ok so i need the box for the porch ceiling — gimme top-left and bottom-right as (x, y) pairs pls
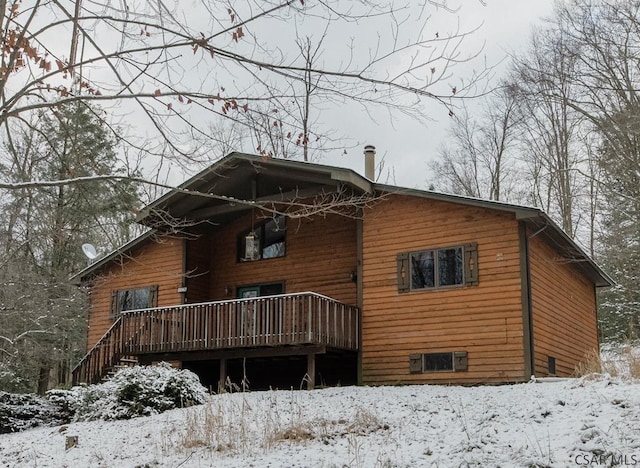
(137, 153), (372, 226)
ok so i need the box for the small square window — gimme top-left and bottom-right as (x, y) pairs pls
(423, 353), (453, 372)
(548, 356), (556, 375)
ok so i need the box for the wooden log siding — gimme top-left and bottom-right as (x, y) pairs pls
(85, 237), (184, 350)
(184, 232), (211, 303)
(528, 233), (598, 377)
(72, 292), (358, 384)
(205, 211), (358, 306)
(361, 195), (526, 385)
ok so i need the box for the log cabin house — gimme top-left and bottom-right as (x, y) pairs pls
(71, 149), (613, 389)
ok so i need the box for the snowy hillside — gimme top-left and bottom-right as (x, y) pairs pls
(1, 374), (639, 467)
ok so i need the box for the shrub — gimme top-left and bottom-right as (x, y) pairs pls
(0, 392), (66, 433)
(48, 363), (208, 421)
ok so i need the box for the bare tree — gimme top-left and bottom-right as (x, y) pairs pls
(0, 1), (489, 184)
(522, 0), (640, 341)
(509, 26), (586, 239)
(429, 85), (521, 202)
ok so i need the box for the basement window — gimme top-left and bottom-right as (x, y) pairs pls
(110, 285), (158, 319)
(397, 243), (478, 293)
(238, 215), (286, 262)
(410, 351), (468, 373)
(424, 353), (453, 371)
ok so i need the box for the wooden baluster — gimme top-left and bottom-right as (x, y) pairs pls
(288, 298), (301, 344)
(204, 304), (209, 348)
(215, 304), (221, 348)
(193, 305), (198, 349)
(188, 305), (193, 350)
(308, 295), (312, 343)
(227, 302), (230, 346)
(197, 304), (203, 348)
(265, 298), (270, 345)
(228, 302), (233, 347)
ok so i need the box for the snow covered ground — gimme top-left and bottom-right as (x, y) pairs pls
(1, 374), (639, 467)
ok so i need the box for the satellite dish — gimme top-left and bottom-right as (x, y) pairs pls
(82, 243), (98, 260)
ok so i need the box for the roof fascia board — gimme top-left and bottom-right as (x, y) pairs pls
(233, 154), (372, 192)
(373, 183), (542, 217)
(533, 212), (615, 287)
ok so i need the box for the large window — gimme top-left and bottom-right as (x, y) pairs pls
(238, 215), (286, 262)
(397, 243), (478, 293)
(110, 285), (158, 319)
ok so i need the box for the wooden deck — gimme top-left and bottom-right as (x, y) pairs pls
(72, 292), (359, 385)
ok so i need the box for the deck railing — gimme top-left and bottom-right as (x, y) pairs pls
(72, 292), (359, 384)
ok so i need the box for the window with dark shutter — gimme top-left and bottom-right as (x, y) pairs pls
(398, 243), (478, 292)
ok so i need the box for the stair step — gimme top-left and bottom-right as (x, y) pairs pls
(119, 358), (138, 364)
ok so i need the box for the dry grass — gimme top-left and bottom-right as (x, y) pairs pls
(616, 343), (640, 378)
(574, 343), (640, 379)
(167, 388), (388, 460)
(574, 349), (613, 377)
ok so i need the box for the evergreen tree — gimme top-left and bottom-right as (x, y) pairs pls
(0, 103), (139, 392)
(596, 108), (640, 341)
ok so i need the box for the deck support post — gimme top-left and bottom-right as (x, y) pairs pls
(218, 358), (227, 393)
(306, 353), (316, 390)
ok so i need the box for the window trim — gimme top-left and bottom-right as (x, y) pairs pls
(397, 243), (478, 293)
(110, 285), (158, 320)
(237, 215), (286, 262)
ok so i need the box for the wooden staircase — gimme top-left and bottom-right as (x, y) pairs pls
(102, 357), (139, 381)
(72, 316), (130, 384)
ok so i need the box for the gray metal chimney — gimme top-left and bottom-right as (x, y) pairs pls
(364, 145), (376, 180)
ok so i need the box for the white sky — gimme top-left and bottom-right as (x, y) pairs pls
(320, 0), (556, 189)
(6, 1), (556, 193)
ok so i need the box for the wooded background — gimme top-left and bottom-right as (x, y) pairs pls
(0, 0), (637, 392)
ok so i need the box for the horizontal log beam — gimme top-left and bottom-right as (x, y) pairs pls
(137, 344), (327, 363)
(188, 185), (338, 219)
